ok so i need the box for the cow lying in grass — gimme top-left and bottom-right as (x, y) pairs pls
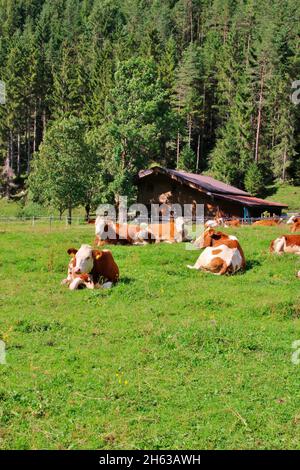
(287, 215), (300, 225)
(291, 222), (300, 233)
(204, 218), (223, 228)
(224, 218), (241, 227)
(95, 219), (155, 246)
(286, 216), (300, 233)
(270, 235), (300, 255)
(95, 216), (187, 245)
(188, 228), (246, 275)
(62, 244), (119, 290)
(205, 217), (241, 228)
(253, 218), (282, 226)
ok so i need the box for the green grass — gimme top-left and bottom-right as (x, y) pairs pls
(0, 223), (300, 450)
(267, 183), (300, 212)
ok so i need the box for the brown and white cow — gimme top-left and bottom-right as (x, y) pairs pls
(95, 216), (187, 245)
(188, 228), (246, 275)
(270, 235), (300, 255)
(146, 217), (188, 243)
(224, 218), (241, 227)
(204, 217), (224, 228)
(287, 215), (300, 225)
(62, 244), (119, 290)
(291, 222), (300, 233)
(253, 218), (282, 227)
(287, 215), (300, 233)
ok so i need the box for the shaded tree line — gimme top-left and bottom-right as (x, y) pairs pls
(0, 0), (299, 212)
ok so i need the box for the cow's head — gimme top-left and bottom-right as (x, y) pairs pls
(67, 244), (94, 275)
(194, 228), (224, 248)
(287, 215), (300, 225)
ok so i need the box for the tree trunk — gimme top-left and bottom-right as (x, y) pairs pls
(176, 131), (180, 167)
(254, 65), (265, 164)
(282, 142), (287, 181)
(68, 204), (72, 225)
(42, 109), (46, 138)
(9, 130), (13, 170)
(33, 102), (37, 154)
(188, 114), (192, 148)
(17, 133), (21, 176)
(85, 203), (91, 222)
(27, 115), (31, 173)
(196, 134), (200, 173)
(189, 0), (193, 43)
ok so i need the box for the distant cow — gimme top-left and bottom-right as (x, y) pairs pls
(188, 228), (246, 275)
(253, 218), (282, 226)
(224, 218), (241, 227)
(270, 235), (300, 255)
(291, 222), (300, 233)
(287, 216), (300, 233)
(94, 219), (156, 246)
(95, 216), (187, 245)
(204, 217), (224, 228)
(287, 215), (300, 225)
(62, 244), (119, 290)
(146, 217), (188, 243)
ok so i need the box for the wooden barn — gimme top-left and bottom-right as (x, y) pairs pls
(137, 167), (288, 219)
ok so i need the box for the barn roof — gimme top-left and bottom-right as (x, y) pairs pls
(138, 167), (288, 208)
(139, 167), (250, 196)
(213, 193), (288, 208)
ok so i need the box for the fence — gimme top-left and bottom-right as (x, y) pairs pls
(0, 215), (89, 229)
(0, 213), (297, 228)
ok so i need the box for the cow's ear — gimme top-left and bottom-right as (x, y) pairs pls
(93, 250), (102, 261)
(67, 248), (77, 256)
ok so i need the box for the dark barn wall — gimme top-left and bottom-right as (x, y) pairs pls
(137, 174), (243, 217)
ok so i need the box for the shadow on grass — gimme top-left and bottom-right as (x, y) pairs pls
(246, 259), (262, 271)
(118, 276), (133, 285)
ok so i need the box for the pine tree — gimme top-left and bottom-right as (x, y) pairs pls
(244, 162), (264, 196)
(172, 42), (202, 167)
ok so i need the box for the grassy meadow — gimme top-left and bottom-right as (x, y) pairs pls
(0, 222), (300, 449)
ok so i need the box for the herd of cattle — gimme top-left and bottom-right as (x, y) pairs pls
(61, 215), (300, 290)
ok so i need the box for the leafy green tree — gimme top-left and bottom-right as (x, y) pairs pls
(28, 116), (98, 221)
(102, 56), (174, 205)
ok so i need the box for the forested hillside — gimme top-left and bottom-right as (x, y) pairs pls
(0, 0), (299, 212)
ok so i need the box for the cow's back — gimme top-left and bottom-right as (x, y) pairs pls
(92, 250), (119, 283)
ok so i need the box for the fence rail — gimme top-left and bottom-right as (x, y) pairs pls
(0, 213), (298, 226)
(0, 215), (88, 226)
